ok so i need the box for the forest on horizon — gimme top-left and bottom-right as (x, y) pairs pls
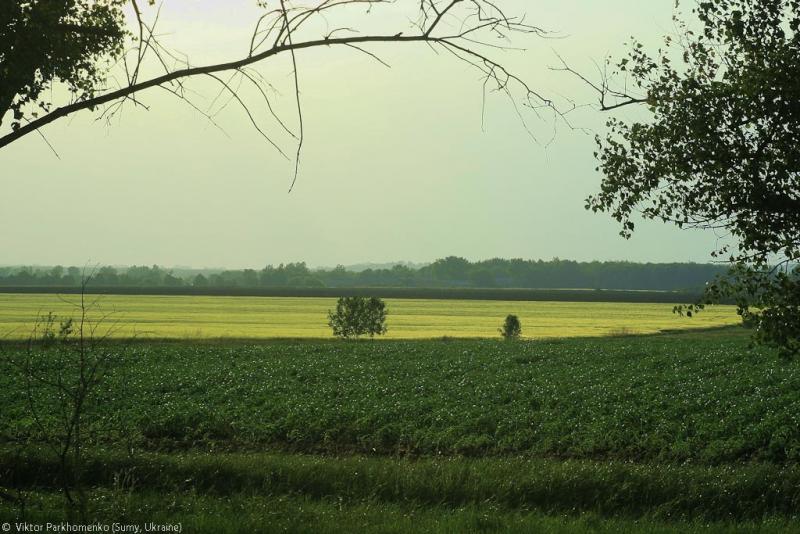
(0, 256), (729, 291)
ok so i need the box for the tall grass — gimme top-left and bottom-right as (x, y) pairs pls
(4, 448), (800, 522)
(6, 490), (798, 534)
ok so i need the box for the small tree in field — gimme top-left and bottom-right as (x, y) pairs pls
(500, 315), (522, 340)
(1, 273), (124, 520)
(328, 296), (388, 340)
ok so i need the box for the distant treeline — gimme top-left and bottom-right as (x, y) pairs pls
(0, 285), (715, 303)
(0, 257), (729, 291)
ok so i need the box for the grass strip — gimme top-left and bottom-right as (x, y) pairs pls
(3, 449), (800, 522)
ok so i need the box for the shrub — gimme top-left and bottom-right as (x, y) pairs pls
(500, 314), (522, 339)
(328, 296), (388, 339)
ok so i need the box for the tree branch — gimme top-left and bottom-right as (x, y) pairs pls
(1, 0), (560, 189)
(0, 34), (429, 150)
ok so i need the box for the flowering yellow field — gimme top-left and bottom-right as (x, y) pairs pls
(0, 293), (740, 340)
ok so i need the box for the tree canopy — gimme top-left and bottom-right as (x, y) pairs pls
(587, 0), (800, 356)
(0, 1), (128, 131)
(328, 296), (388, 339)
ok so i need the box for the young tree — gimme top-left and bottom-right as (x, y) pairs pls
(363, 297), (389, 338)
(328, 296), (388, 339)
(499, 314), (521, 339)
(1, 273), (124, 519)
(571, 0), (800, 357)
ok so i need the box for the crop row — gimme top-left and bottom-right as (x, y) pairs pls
(1, 331), (797, 464)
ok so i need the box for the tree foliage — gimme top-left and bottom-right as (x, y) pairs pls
(499, 314), (522, 339)
(588, 0), (800, 356)
(0, 0), (129, 130)
(328, 296), (388, 340)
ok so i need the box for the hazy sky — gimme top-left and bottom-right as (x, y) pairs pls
(0, 1), (725, 269)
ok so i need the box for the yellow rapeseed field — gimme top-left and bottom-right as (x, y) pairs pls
(0, 293), (740, 340)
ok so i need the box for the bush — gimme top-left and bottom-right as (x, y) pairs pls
(500, 314), (521, 339)
(328, 296), (388, 339)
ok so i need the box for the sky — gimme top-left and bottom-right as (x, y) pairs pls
(0, 1), (727, 269)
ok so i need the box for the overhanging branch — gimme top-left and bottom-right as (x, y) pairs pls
(0, 34), (429, 150)
(1, 0), (561, 180)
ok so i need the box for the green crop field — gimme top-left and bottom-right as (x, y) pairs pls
(2, 330), (792, 462)
(2, 330), (800, 532)
(0, 293), (740, 340)
(0, 292), (780, 533)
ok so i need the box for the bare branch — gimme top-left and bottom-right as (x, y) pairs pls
(2, 0), (565, 189)
(551, 52), (649, 111)
(281, 0), (305, 192)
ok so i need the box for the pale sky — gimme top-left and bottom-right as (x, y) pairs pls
(0, 1), (725, 269)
